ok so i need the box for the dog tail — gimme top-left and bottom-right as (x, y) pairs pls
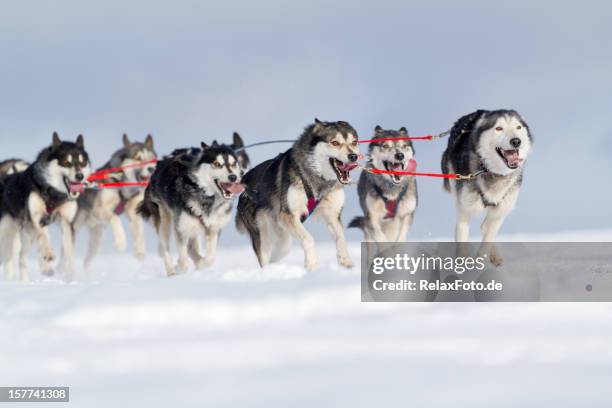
(348, 216), (366, 230)
(136, 188), (160, 230)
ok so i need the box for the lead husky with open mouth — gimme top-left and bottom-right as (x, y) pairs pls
(441, 109), (533, 265)
(349, 126), (418, 242)
(0, 133), (91, 280)
(236, 119), (359, 271)
(138, 141), (245, 276)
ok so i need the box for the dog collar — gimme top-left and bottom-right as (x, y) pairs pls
(372, 183), (409, 219)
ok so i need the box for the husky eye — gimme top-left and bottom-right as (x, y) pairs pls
(517, 125), (522, 130)
(330, 141), (340, 147)
(495, 127), (503, 132)
(351, 140), (358, 147)
(213, 162), (223, 168)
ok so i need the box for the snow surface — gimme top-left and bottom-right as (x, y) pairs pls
(2, 231), (612, 407)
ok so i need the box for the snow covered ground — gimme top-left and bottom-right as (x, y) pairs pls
(2, 231), (612, 407)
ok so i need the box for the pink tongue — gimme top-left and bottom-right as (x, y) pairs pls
(224, 183), (245, 194)
(338, 162), (359, 172)
(405, 159), (417, 172)
(69, 183), (85, 193)
(505, 151), (520, 165)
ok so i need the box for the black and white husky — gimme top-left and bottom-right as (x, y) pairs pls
(73, 134), (157, 268)
(0, 133), (91, 280)
(138, 141), (245, 276)
(236, 119), (359, 271)
(0, 159), (29, 181)
(441, 109), (533, 265)
(349, 126), (417, 242)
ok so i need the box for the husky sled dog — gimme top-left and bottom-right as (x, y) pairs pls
(73, 134), (157, 268)
(349, 126), (417, 242)
(236, 119), (359, 271)
(0, 133), (91, 280)
(138, 140), (245, 276)
(441, 109), (532, 265)
(168, 132), (251, 175)
(0, 159), (29, 181)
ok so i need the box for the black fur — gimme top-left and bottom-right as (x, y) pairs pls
(0, 138), (89, 225)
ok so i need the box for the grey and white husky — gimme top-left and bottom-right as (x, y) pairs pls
(441, 109), (533, 265)
(73, 134), (157, 268)
(236, 119), (360, 271)
(0, 133), (91, 280)
(0, 159), (29, 181)
(349, 126), (417, 242)
(138, 140), (245, 276)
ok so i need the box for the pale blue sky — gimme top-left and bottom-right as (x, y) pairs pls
(1, 0), (611, 243)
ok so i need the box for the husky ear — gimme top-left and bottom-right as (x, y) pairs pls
(232, 132), (244, 148)
(122, 133), (131, 149)
(399, 127), (408, 135)
(144, 134), (154, 150)
(52, 132), (61, 148)
(374, 125), (383, 134)
(212, 140), (219, 148)
(200, 142), (209, 150)
(76, 134), (85, 148)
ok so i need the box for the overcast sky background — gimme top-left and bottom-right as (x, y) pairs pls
(1, 0), (611, 246)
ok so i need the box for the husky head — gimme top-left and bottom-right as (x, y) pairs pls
(193, 141), (244, 200)
(119, 134), (158, 182)
(298, 118), (360, 185)
(0, 159), (29, 181)
(230, 132), (251, 175)
(368, 126), (415, 184)
(473, 110), (532, 175)
(38, 132), (92, 198)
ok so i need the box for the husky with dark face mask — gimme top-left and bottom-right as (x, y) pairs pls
(73, 134), (157, 268)
(349, 126), (418, 242)
(442, 109), (533, 265)
(236, 119), (360, 271)
(0, 133), (91, 280)
(138, 141), (245, 276)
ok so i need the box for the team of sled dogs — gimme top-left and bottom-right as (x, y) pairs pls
(0, 110), (532, 280)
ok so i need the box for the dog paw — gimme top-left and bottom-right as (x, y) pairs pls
(196, 258), (214, 269)
(134, 251), (146, 262)
(338, 254), (354, 268)
(305, 257), (318, 272)
(41, 249), (56, 264)
(489, 251), (504, 267)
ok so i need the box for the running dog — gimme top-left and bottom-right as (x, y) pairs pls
(349, 126), (417, 242)
(0, 159), (29, 181)
(0, 133), (91, 280)
(236, 119), (359, 271)
(73, 134), (157, 268)
(138, 141), (245, 276)
(168, 132), (251, 175)
(441, 109), (533, 265)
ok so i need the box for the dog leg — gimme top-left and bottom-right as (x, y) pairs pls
(84, 224), (105, 270)
(188, 237), (206, 268)
(479, 210), (508, 267)
(201, 228), (220, 267)
(174, 228), (191, 275)
(109, 214), (127, 252)
(158, 208), (176, 276)
(256, 213), (275, 266)
(269, 227), (292, 263)
(395, 213), (414, 242)
(58, 219), (76, 279)
(0, 217), (20, 280)
(125, 197), (146, 261)
(455, 207), (471, 242)
(318, 188), (352, 268)
(19, 231), (33, 282)
(28, 194), (56, 275)
(280, 212), (318, 271)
